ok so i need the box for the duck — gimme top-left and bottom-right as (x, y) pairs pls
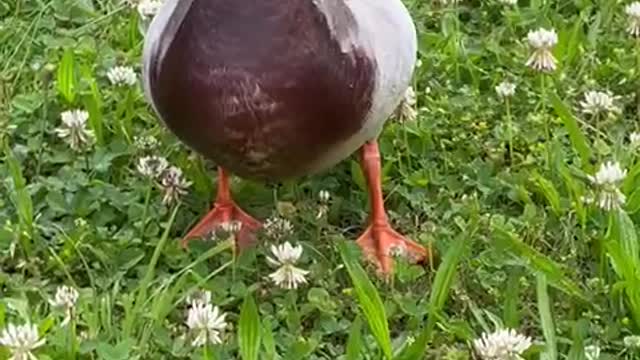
(142, 0), (430, 273)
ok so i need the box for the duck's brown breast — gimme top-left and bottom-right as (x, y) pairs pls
(145, 0), (376, 180)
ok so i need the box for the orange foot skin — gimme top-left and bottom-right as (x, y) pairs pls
(356, 223), (428, 274)
(355, 140), (431, 274)
(181, 167), (261, 249)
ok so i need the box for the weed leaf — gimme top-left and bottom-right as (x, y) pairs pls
(238, 294), (261, 360)
(57, 48), (76, 103)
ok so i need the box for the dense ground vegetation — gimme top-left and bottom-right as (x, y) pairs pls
(3, 0), (640, 358)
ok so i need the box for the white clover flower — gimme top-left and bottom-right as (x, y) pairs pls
(594, 189), (626, 211)
(267, 242), (310, 289)
(590, 161), (627, 186)
(160, 166), (192, 205)
(106, 66), (136, 86)
(526, 28), (558, 52)
(624, 335), (640, 348)
(393, 86), (418, 122)
(318, 190), (331, 204)
(630, 132), (640, 148)
(268, 242), (304, 264)
(137, 0), (163, 18)
(584, 345), (600, 360)
(626, 2), (640, 37)
(55, 110), (94, 151)
(136, 155), (168, 178)
(134, 135), (159, 151)
(525, 28), (558, 72)
(315, 205), (329, 219)
(78, 331), (90, 341)
(580, 91), (619, 116)
(0, 323), (46, 360)
(495, 81), (516, 98)
(50, 285), (79, 309)
(185, 299), (227, 347)
(588, 161), (627, 211)
(473, 328), (532, 360)
(49, 285), (79, 326)
(263, 216), (294, 240)
(498, 0), (517, 5)
(316, 190), (331, 219)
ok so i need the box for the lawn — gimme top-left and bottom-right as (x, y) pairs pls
(2, 0), (640, 359)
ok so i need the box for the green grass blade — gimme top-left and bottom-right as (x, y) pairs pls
(537, 273), (557, 360)
(557, 163), (586, 226)
(531, 172), (562, 216)
(345, 316), (363, 360)
(604, 210), (640, 327)
(606, 210), (639, 269)
(123, 204), (179, 338)
(82, 66), (104, 145)
(56, 48), (76, 104)
(429, 237), (468, 312)
(136, 205), (180, 302)
(503, 267), (522, 328)
(567, 319), (588, 360)
(399, 221), (477, 360)
(238, 295), (261, 360)
(338, 241), (392, 360)
(623, 160), (640, 194)
(626, 187), (640, 214)
(492, 225), (588, 302)
(350, 160), (366, 193)
(562, 16), (584, 66)
(603, 239), (635, 285)
(0, 302), (5, 328)
(4, 144), (33, 256)
(549, 92), (592, 169)
(261, 319), (277, 360)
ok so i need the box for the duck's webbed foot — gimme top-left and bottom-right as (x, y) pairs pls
(182, 167), (261, 249)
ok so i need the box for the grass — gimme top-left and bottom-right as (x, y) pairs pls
(3, 0), (640, 358)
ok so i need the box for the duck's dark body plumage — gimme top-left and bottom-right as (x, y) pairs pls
(144, 0), (417, 180)
(145, 0), (375, 179)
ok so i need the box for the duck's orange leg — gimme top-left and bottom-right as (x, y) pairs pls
(181, 167), (261, 249)
(356, 140), (429, 274)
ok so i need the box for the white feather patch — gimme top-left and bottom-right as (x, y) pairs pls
(141, 0), (194, 117)
(308, 0), (418, 173)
